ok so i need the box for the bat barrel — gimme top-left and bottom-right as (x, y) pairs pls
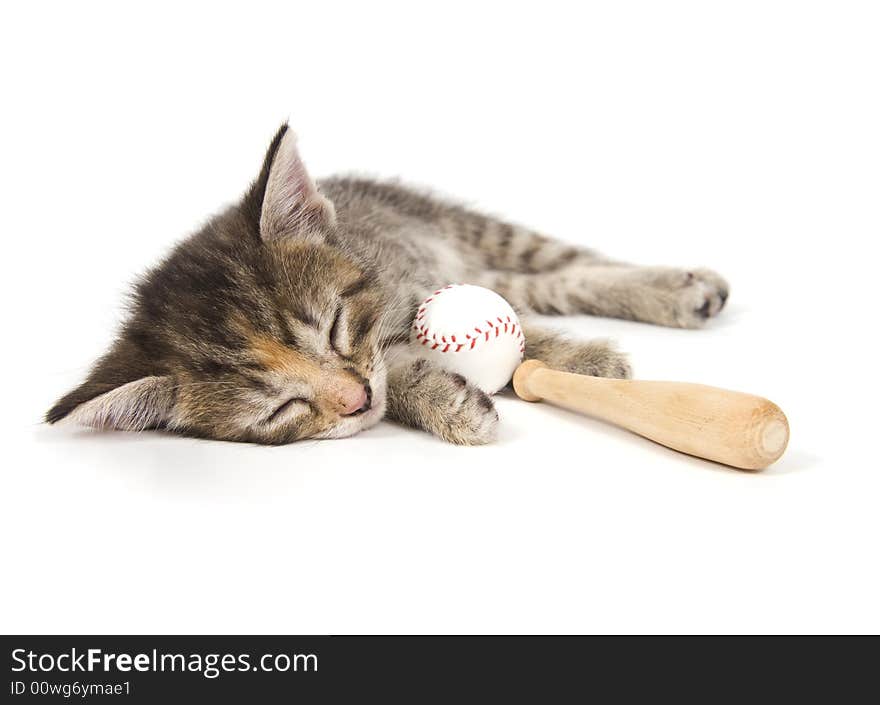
(513, 360), (789, 470)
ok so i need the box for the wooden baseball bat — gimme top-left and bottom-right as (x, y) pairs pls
(512, 360), (789, 470)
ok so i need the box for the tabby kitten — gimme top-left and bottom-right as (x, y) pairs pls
(46, 124), (728, 445)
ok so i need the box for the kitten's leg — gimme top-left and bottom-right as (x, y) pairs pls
(521, 322), (632, 378)
(443, 210), (728, 328)
(385, 357), (499, 445)
(485, 265), (729, 329)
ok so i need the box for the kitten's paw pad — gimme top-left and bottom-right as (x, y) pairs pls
(437, 375), (499, 445)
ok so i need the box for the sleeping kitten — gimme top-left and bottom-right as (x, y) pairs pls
(46, 124), (728, 445)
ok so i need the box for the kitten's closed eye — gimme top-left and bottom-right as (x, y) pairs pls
(263, 397), (312, 425)
(329, 306), (349, 358)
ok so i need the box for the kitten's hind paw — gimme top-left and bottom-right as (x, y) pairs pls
(679, 268), (729, 326)
(642, 267), (729, 328)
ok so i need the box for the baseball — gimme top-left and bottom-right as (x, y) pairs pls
(411, 284), (524, 393)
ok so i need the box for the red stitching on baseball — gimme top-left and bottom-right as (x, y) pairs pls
(412, 284), (523, 357)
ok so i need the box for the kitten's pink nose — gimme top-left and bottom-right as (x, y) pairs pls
(340, 383), (371, 416)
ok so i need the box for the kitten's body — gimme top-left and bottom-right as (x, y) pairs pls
(47, 125), (728, 445)
(319, 176), (728, 333)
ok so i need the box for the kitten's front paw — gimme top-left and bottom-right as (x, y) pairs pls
(433, 373), (499, 445)
(643, 267), (730, 328)
(387, 360), (500, 445)
(550, 340), (632, 379)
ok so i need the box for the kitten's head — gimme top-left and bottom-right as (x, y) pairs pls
(47, 124), (389, 443)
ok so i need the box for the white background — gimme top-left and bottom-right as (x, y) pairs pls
(1, 1), (878, 634)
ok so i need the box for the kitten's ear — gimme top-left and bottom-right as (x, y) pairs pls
(46, 375), (175, 432)
(247, 123), (336, 242)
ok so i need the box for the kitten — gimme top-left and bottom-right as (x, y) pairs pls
(46, 124), (729, 445)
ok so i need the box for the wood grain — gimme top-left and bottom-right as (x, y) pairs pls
(513, 360), (789, 470)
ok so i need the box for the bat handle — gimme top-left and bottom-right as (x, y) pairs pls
(513, 360), (789, 470)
